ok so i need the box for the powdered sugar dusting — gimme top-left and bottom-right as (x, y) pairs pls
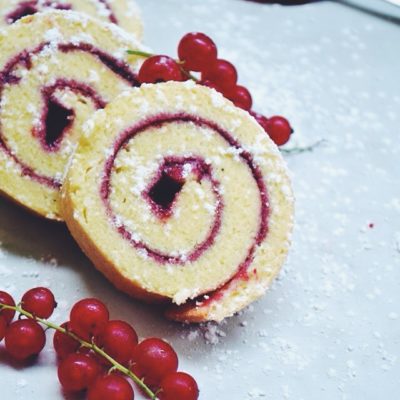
(137, 0), (400, 399)
(0, 1), (399, 399)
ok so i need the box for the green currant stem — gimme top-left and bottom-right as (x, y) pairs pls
(280, 139), (325, 155)
(0, 303), (157, 400)
(181, 67), (199, 82)
(128, 48), (309, 153)
(127, 49), (154, 58)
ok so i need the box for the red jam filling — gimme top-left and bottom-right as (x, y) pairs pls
(144, 157), (213, 220)
(58, 44), (139, 87)
(5, 1), (117, 25)
(102, 152), (223, 265)
(32, 80), (107, 152)
(5, 1), (41, 24)
(0, 42), (139, 188)
(100, 113), (269, 293)
(98, 0), (118, 24)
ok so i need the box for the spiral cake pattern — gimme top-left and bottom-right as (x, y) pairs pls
(63, 82), (294, 322)
(0, 11), (145, 220)
(0, 0), (143, 39)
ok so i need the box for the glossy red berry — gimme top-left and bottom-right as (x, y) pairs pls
(58, 353), (101, 392)
(98, 320), (138, 366)
(70, 298), (109, 341)
(0, 291), (16, 324)
(21, 287), (56, 319)
(139, 55), (183, 84)
(159, 372), (199, 400)
(265, 115), (293, 146)
(178, 32), (218, 72)
(0, 316), (6, 342)
(226, 85), (253, 110)
(201, 59), (238, 92)
(200, 79), (223, 94)
(250, 111), (269, 131)
(88, 374), (134, 400)
(5, 319), (46, 360)
(131, 338), (178, 388)
(53, 322), (80, 359)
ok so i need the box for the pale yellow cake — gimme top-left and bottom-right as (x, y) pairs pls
(62, 81), (294, 323)
(0, 11), (146, 220)
(0, 0), (143, 39)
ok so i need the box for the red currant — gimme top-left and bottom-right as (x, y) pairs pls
(131, 338), (178, 388)
(226, 85), (253, 110)
(201, 59), (238, 92)
(138, 55), (183, 84)
(21, 287), (56, 319)
(98, 320), (138, 366)
(70, 298), (109, 341)
(58, 353), (101, 392)
(0, 316), (6, 342)
(53, 322), (80, 359)
(251, 112), (293, 146)
(5, 319), (46, 360)
(0, 291), (16, 324)
(265, 115), (293, 146)
(76, 345), (114, 368)
(250, 111), (269, 130)
(88, 374), (134, 400)
(178, 32), (218, 72)
(200, 79), (223, 94)
(159, 372), (199, 400)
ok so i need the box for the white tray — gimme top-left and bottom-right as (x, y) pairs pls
(1, 0), (400, 398)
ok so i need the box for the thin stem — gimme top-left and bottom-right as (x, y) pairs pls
(129, 48), (311, 156)
(0, 303), (157, 400)
(127, 48), (307, 154)
(280, 139), (325, 155)
(127, 49), (154, 58)
(180, 66), (199, 82)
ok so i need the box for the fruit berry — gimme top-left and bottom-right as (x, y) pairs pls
(133, 32), (293, 146)
(0, 290), (16, 324)
(251, 111), (269, 131)
(159, 372), (199, 400)
(58, 353), (101, 392)
(178, 32), (218, 72)
(88, 374), (134, 400)
(0, 316), (6, 342)
(98, 320), (138, 366)
(264, 115), (293, 146)
(201, 59), (238, 92)
(5, 319), (46, 360)
(131, 338), (179, 388)
(70, 298), (109, 341)
(53, 322), (80, 359)
(200, 79), (223, 94)
(1, 289), (199, 400)
(139, 55), (184, 84)
(21, 287), (56, 319)
(226, 85), (253, 111)
(251, 112), (293, 147)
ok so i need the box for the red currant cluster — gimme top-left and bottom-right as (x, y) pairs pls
(133, 32), (293, 147)
(0, 289), (199, 400)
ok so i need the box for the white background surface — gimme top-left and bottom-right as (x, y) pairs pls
(1, 0), (400, 399)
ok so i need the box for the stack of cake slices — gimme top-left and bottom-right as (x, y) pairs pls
(0, 2), (294, 323)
